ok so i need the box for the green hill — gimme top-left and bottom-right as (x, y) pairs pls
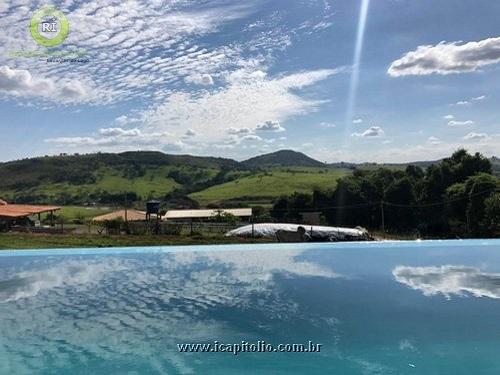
(190, 168), (349, 206)
(1, 150), (495, 207)
(0, 152), (235, 205)
(242, 150), (325, 168)
(0, 150), (335, 206)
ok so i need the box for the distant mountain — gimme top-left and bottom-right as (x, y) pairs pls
(242, 150), (325, 168)
(329, 159), (440, 170)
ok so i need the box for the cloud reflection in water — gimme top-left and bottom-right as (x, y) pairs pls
(393, 265), (500, 299)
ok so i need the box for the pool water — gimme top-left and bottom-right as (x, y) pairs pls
(1, 240), (500, 374)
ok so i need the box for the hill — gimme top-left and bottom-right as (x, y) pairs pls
(0, 150), (333, 205)
(242, 150), (325, 168)
(190, 168), (349, 206)
(0, 152), (237, 205)
(0, 150), (497, 207)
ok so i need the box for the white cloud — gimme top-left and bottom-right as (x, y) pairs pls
(0, 259), (129, 302)
(0, 249), (339, 373)
(393, 265), (500, 299)
(452, 95), (486, 106)
(448, 120), (474, 127)
(388, 37), (500, 76)
(463, 132), (489, 141)
(399, 339), (415, 352)
(0, 1), (263, 105)
(241, 134), (262, 142)
(185, 73), (214, 86)
(45, 127), (179, 151)
(255, 120), (286, 132)
(0, 65), (48, 93)
(0, 0), (349, 161)
(0, 65), (93, 103)
(352, 126), (384, 137)
(472, 95), (486, 101)
(138, 68), (338, 146)
(312, 21), (333, 31)
(320, 122), (336, 128)
(312, 135), (500, 164)
(98, 127), (141, 137)
(113, 115), (140, 126)
(352, 118), (363, 124)
(443, 114), (454, 120)
(227, 127), (253, 135)
(43, 67), (338, 153)
(427, 136), (441, 145)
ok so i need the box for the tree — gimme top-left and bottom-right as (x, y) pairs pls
(465, 173), (499, 235)
(445, 183), (467, 233)
(484, 193), (500, 236)
(270, 193), (313, 223)
(446, 149), (492, 182)
(269, 149), (497, 237)
(271, 196), (288, 221)
(329, 177), (365, 226)
(384, 177), (417, 231)
(405, 165), (424, 180)
(418, 150), (490, 235)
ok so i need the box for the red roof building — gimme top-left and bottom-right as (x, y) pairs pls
(0, 203), (61, 218)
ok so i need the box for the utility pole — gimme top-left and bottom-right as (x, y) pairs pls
(380, 200), (385, 238)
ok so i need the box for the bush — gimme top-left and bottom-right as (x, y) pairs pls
(161, 223), (183, 235)
(102, 218), (124, 234)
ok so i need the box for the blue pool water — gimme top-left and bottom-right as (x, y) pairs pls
(1, 240), (500, 374)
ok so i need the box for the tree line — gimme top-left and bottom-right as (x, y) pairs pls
(271, 149), (500, 238)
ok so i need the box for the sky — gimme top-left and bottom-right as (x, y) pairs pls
(0, 0), (499, 163)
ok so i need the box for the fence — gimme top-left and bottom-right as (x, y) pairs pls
(124, 221), (247, 236)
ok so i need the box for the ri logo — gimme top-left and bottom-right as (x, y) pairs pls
(41, 16), (58, 33)
(30, 6), (69, 47)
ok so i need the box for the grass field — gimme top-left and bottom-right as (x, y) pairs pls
(0, 167), (182, 202)
(93, 171), (179, 197)
(0, 233), (273, 249)
(56, 206), (114, 221)
(190, 168), (350, 205)
(0, 163), (350, 207)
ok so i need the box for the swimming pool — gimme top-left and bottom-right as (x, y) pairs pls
(1, 240), (500, 374)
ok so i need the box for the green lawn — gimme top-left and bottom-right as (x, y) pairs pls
(0, 233), (273, 249)
(190, 168), (350, 205)
(56, 206), (113, 221)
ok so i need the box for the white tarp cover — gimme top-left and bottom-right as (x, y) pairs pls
(225, 223), (370, 241)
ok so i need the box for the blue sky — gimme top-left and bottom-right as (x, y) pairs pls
(0, 0), (499, 162)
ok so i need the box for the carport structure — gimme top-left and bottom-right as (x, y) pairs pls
(0, 202), (61, 229)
